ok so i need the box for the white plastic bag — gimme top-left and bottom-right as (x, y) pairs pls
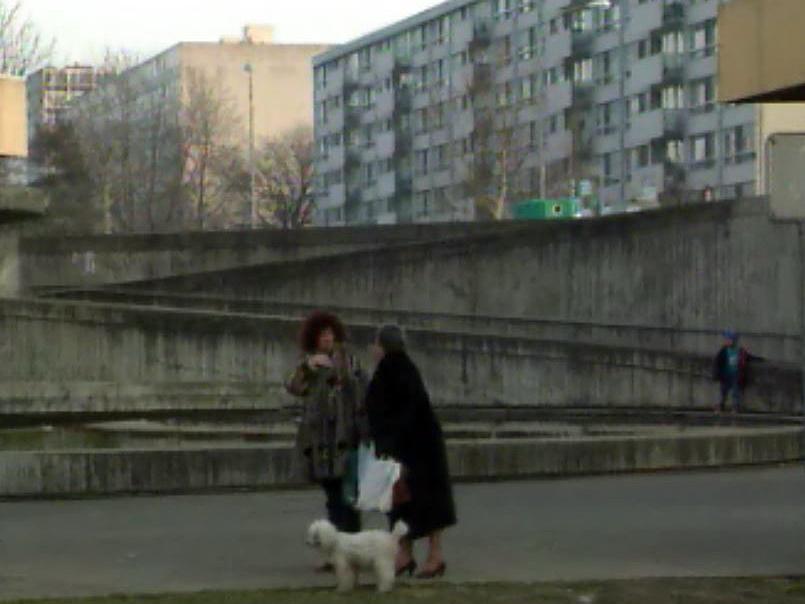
(355, 442), (400, 513)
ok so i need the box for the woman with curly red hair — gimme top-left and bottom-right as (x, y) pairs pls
(286, 311), (366, 569)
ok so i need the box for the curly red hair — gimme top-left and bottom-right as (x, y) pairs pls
(298, 311), (347, 353)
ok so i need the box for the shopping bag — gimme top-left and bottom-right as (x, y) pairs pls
(342, 448), (359, 506)
(355, 442), (400, 512)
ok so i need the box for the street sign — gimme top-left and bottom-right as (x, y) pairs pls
(768, 133), (805, 220)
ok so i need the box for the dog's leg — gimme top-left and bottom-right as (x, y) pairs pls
(334, 557), (354, 592)
(375, 558), (396, 593)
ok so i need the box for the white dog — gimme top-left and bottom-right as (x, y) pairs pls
(306, 519), (409, 592)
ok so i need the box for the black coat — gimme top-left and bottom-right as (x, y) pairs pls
(366, 351), (457, 540)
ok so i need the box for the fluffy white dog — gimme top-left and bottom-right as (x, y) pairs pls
(306, 519), (409, 592)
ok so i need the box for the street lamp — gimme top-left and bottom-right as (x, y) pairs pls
(244, 63), (257, 228)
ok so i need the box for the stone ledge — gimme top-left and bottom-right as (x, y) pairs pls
(0, 426), (799, 499)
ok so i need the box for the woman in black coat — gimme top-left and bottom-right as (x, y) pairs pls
(366, 325), (457, 579)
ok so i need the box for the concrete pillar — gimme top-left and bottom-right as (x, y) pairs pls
(0, 226), (20, 297)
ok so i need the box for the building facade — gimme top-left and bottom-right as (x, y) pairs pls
(313, 0), (757, 226)
(26, 65), (106, 141)
(66, 26), (329, 232)
(72, 27), (329, 161)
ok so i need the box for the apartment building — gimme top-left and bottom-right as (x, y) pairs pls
(26, 65), (106, 141)
(313, 0), (757, 226)
(66, 26), (329, 231)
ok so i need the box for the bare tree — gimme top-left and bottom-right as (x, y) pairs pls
(0, 0), (54, 75)
(69, 50), (142, 232)
(460, 52), (536, 221)
(254, 126), (315, 229)
(180, 67), (242, 230)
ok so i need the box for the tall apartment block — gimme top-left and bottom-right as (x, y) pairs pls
(313, 0), (756, 226)
(26, 65), (106, 141)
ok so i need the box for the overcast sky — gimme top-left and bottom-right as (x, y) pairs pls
(21, 0), (441, 64)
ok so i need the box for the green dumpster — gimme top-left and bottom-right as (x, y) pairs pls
(512, 199), (578, 220)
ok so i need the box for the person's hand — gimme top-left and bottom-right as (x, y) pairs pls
(308, 354), (333, 369)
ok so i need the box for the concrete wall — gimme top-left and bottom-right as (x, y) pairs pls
(0, 228), (19, 297)
(44, 290), (798, 369)
(0, 297), (798, 416)
(1, 427), (801, 497)
(19, 221), (523, 291)
(114, 200), (802, 364)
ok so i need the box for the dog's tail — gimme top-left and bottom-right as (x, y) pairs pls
(391, 520), (409, 540)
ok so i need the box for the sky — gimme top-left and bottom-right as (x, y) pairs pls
(21, 0), (442, 65)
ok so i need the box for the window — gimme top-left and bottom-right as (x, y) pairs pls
(520, 75), (537, 102)
(724, 125), (755, 162)
(596, 102), (614, 134)
(359, 47), (372, 72)
(415, 149), (430, 175)
(633, 145), (650, 169)
(415, 108), (429, 133)
(573, 58), (593, 83)
(519, 27), (537, 60)
(629, 93), (649, 116)
(666, 140), (684, 163)
(689, 78), (715, 112)
(602, 153), (613, 180)
(690, 133), (715, 165)
(494, 0), (512, 20)
(436, 144), (450, 170)
(662, 31), (685, 55)
(496, 82), (513, 107)
(529, 121), (539, 148)
(690, 19), (717, 58)
(661, 85), (684, 109)
(637, 40), (648, 60)
(596, 51), (613, 85)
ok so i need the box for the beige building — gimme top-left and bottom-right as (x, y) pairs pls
(718, 0), (805, 103)
(0, 75), (27, 158)
(718, 0), (805, 194)
(75, 26), (329, 148)
(67, 26), (329, 231)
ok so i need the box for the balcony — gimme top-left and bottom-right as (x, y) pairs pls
(662, 54), (686, 86)
(662, 109), (686, 139)
(394, 131), (413, 157)
(344, 106), (362, 130)
(469, 21), (493, 52)
(571, 28), (596, 58)
(663, 160), (686, 188)
(627, 109), (686, 147)
(661, 1), (686, 30)
(572, 81), (595, 110)
(344, 148), (361, 172)
(395, 88), (413, 114)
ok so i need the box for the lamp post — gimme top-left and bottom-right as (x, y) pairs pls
(244, 63), (257, 228)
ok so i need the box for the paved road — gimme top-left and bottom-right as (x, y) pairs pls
(1, 467), (804, 600)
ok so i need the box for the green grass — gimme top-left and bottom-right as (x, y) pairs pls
(8, 578), (805, 604)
